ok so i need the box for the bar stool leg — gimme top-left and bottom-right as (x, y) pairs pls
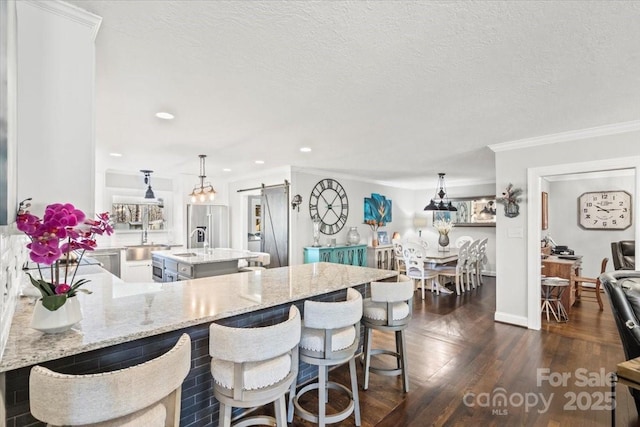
(399, 329), (409, 393)
(275, 395), (287, 426)
(319, 365), (327, 427)
(363, 327), (373, 390)
(288, 376), (296, 422)
(348, 357), (362, 426)
(219, 403), (232, 427)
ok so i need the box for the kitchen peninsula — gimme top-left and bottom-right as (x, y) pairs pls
(1, 262), (396, 426)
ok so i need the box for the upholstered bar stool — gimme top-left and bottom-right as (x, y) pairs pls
(291, 288), (363, 427)
(210, 306), (301, 427)
(29, 333), (191, 427)
(239, 252), (271, 272)
(362, 275), (413, 393)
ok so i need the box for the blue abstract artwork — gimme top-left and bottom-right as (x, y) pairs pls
(364, 193), (392, 224)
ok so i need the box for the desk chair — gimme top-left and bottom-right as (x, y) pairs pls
(571, 258), (609, 311)
(30, 334), (191, 427)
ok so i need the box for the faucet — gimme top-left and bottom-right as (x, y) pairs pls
(141, 230), (148, 244)
(189, 228), (208, 252)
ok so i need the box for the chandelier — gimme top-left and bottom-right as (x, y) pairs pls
(424, 173), (457, 211)
(189, 155), (216, 203)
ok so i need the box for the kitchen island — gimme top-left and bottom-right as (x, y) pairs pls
(2, 262), (396, 426)
(151, 247), (258, 281)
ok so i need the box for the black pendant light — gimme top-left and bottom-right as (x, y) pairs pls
(141, 169), (155, 199)
(424, 173), (457, 211)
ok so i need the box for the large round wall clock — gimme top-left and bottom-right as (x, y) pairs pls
(309, 178), (349, 235)
(578, 190), (632, 230)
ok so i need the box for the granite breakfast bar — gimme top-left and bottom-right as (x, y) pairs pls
(1, 262), (397, 426)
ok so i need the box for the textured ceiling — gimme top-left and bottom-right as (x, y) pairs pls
(67, 0), (640, 188)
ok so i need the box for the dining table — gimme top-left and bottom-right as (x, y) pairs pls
(422, 247), (459, 294)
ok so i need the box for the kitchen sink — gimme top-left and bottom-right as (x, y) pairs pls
(125, 244), (172, 261)
(173, 252), (198, 257)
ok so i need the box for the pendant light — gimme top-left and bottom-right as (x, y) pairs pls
(424, 173), (458, 211)
(189, 154), (216, 203)
(140, 170), (155, 199)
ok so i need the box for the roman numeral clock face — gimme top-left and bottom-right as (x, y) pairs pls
(578, 191), (632, 230)
(309, 178), (349, 235)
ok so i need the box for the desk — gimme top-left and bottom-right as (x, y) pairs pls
(541, 256), (582, 313)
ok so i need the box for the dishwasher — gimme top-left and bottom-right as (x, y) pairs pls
(89, 249), (122, 278)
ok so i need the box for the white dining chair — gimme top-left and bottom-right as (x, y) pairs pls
(436, 240), (471, 295)
(392, 239), (406, 276)
(402, 242), (440, 299)
(455, 235), (473, 248)
(475, 238), (489, 286)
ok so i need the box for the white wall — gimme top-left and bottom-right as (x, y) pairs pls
(16, 1), (101, 216)
(547, 172), (635, 277)
(493, 125), (640, 328)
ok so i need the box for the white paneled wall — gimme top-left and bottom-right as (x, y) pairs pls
(0, 225), (27, 359)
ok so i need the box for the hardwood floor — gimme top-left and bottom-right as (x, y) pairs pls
(268, 277), (638, 426)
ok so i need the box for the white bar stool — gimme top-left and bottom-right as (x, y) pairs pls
(29, 333), (191, 427)
(290, 288), (363, 427)
(210, 306), (301, 427)
(362, 275), (414, 393)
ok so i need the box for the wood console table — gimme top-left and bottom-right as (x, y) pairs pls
(541, 256), (582, 314)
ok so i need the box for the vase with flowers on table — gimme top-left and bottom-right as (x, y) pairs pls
(434, 218), (454, 252)
(365, 219), (385, 247)
(17, 202), (113, 333)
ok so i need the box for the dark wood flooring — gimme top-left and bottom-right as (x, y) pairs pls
(266, 278), (638, 426)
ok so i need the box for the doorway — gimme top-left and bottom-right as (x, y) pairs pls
(526, 157), (640, 330)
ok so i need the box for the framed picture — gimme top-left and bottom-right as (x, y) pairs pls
(432, 196), (496, 227)
(377, 231), (389, 245)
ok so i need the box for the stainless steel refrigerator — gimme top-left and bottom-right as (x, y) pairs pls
(186, 205), (229, 249)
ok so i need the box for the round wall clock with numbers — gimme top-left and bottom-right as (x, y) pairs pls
(578, 190), (632, 230)
(309, 178), (349, 235)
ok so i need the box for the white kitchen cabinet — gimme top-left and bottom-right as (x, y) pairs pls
(121, 260), (152, 283)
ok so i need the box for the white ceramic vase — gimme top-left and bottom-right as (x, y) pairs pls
(31, 296), (82, 334)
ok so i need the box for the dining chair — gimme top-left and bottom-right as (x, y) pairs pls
(475, 237), (489, 286)
(571, 258), (609, 310)
(436, 240), (471, 295)
(402, 242), (440, 299)
(455, 235), (473, 248)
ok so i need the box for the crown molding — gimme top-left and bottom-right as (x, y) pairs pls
(489, 120), (640, 153)
(24, 0), (102, 41)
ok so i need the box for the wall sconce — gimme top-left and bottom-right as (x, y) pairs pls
(140, 170), (155, 199)
(291, 194), (302, 211)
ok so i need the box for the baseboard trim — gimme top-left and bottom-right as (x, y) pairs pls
(494, 311), (528, 328)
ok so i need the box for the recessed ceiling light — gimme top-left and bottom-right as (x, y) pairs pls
(155, 112), (175, 120)
(255, 160), (265, 164)
(109, 152), (122, 157)
(223, 168), (231, 172)
(300, 147), (312, 153)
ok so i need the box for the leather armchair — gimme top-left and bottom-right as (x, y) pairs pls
(602, 271), (640, 413)
(611, 240), (635, 270)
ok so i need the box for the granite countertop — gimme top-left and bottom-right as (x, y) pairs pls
(151, 248), (258, 265)
(0, 262), (396, 372)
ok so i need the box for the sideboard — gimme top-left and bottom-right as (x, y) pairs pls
(366, 245), (395, 270)
(303, 244), (367, 267)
